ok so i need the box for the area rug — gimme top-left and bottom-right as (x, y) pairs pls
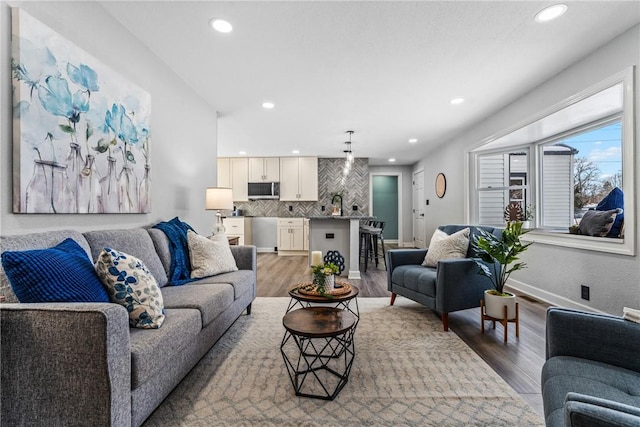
(143, 297), (544, 426)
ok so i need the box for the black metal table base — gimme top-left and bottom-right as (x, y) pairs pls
(280, 326), (355, 400)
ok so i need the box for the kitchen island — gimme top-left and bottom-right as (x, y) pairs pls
(308, 216), (375, 279)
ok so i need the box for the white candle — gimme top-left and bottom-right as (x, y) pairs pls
(311, 251), (322, 266)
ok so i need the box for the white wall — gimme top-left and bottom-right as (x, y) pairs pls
(0, 1), (218, 236)
(414, 25), (640, 315)
(369, 164), (413, 246)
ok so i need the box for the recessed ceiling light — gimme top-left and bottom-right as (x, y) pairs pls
(388, 158), (396, 163)
(292, 150), (300, 154)
(450, 97), (465, 105)
(408, 138), (418, 143)
(238, 151), (246, 155)
(262, 102), (275, 109)
(535, 4), (567, 22)
(209, 18), (233, 33)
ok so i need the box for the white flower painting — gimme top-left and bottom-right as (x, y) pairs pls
(11, 8), (152, 214)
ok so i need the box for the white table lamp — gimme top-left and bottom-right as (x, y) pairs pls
(205, 187), (233, 235)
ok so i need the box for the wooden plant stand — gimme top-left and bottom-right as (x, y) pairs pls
(480, 299), (519, 343)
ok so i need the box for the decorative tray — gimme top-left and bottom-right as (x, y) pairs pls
(295, 281), (352, 296)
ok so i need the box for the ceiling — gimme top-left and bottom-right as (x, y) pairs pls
(100, 1), (640, 165)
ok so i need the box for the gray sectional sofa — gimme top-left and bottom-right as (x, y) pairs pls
(0, 227), (257, 427)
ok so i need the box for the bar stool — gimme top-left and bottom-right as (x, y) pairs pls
(359, 221), (375, 272)
(369, 221), (386, 270)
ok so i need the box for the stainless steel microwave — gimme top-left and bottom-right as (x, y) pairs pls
(248, 182), (279, 200)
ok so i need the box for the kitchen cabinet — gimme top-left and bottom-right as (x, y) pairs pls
(277, 218), (306, 255)
(217, 157), (248, 201)
(248, 157), (279, 182)
(223, 217), (252, 245)
(217, 158), (231, 188)
(279, 157), (318, 201)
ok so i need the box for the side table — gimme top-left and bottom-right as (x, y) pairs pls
(281, 306), (356, 400)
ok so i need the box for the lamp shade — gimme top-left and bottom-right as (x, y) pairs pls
(205, 187), (233, 210)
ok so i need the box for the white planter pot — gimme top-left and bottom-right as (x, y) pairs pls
(484, 290), (517, 320)
(522, 220), (532, 229)
(324, 274), (335, 292)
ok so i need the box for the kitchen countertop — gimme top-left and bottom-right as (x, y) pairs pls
(307, 215), (375, 220)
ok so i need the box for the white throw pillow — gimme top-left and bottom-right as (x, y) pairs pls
(95, 248), (165, 329)
(188, 231), (238, 278)
(422, 228), (470, 267)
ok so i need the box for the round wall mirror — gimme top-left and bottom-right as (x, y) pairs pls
(435, 173), (446, 198)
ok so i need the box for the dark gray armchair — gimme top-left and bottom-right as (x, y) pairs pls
(542, 307), (640, 426)
(386, 224), (502, 331)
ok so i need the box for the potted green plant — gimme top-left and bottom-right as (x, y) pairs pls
(473, 221), (532, 320)
(312, 262), (340, 293)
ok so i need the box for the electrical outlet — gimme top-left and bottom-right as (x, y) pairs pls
(352, 205), (358, 211)
(321, 205), (325, 211)
(288, 205), (293, 212)
(581, 285), (590, 301)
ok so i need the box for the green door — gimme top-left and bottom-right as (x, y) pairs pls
(372, 176), (398, 240)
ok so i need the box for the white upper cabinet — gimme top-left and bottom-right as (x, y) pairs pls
(218, 157), (248, 201)
(217, 158), (231, 188)
(248, 157), (280, 182)
(279, 157), (318, 201)
(230, 158), (249, 201)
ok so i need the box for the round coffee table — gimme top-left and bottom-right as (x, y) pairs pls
(280, 306), (356, 400)
(287, 282), (359, 325)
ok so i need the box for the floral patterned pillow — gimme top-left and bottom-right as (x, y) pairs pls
(95, 248), (165, 329)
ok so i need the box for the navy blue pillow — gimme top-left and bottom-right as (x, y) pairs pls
(596, 187), (624, 237)
(1, 238), (109, 303)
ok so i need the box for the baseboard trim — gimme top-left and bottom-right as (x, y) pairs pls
(506, 279), (604, 314)
(256, 247), (277, 253)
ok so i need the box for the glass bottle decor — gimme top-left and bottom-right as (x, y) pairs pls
(138, 164), (151, 213)
(99, 156), (119, 213)
(77, 154), (102, 213)
(65, 142), (84, 198)
(25, 159), (76, 213)
(118, 164), (138, 213)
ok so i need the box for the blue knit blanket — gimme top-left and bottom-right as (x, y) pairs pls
(153, 217), (195, 286)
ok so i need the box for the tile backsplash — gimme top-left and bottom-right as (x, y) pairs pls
(228, 158), (369, 217)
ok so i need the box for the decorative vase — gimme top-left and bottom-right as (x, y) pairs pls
(484, 290), (517, 320)
(138, 164), (151, 213)
(77, 155), (101, 213)
(65, 142), (84, 198)
(324, 274), (335, 292)
(99, 156), (119, 213)
(118, 164), (138, 213)
(25, 159), (76, 213)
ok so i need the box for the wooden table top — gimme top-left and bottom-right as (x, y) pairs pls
(282, 307), (356, 338)
(288, 283), (359, 303)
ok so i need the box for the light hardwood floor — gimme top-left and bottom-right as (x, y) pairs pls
(256, 251), (549, 417)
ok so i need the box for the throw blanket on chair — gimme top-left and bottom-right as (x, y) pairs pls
(153, 217), (195, 286)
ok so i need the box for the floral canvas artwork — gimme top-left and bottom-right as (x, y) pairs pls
(11, 9), (152, 214)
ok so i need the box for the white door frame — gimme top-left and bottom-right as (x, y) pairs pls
(369, 172), (402, 245)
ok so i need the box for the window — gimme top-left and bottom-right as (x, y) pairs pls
(468, 69), (634, 256)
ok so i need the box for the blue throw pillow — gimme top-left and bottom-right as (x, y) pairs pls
(1, 238), (110, 303)
(596, 187), (624, 237)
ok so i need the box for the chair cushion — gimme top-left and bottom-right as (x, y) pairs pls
(129, 308), (201, 389)
(542, 356), (640, 426)
(391, 265), (437, 297)
(1, 238), (109, 303)
(84, 229), (168, 287)
(161, 283), (234, 327)
(95, 248), (165, 329)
